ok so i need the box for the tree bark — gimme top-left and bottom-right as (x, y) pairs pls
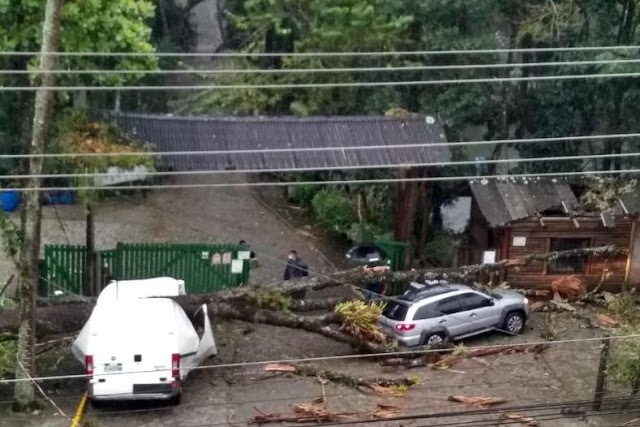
(14, 0), (64, 410)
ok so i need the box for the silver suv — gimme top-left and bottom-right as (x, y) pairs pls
(380, 283), (530, 347)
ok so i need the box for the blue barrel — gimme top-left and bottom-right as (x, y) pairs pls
(0, 190), (19, 212)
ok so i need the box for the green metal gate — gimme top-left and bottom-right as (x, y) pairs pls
(42, 242), (251, 297)
(42, 245), (86, 296)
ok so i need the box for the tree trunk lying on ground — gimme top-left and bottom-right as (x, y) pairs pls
(381, 344), (549, 369)
(263, 363), (418, 391)
(0, 246), (624, 352)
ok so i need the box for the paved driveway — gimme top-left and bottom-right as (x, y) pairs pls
(0, 175), (334, 293)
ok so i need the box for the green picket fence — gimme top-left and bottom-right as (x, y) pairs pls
(42, 242), (251, 297)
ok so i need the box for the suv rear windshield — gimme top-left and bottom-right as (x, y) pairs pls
(382, 302), (409, 321)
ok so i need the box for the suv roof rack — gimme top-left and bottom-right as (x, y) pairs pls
(402, 282), (455, 302)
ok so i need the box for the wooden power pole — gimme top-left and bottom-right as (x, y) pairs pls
(14, 0), (64, 409)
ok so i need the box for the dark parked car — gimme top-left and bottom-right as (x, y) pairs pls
(345, 243), (388, 264)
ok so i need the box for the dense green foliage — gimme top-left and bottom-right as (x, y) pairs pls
(183, 0), (640, 174)
(311, 189), (358, 235)
(0, 0), (157, 176)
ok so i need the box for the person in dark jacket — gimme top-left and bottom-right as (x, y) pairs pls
(363, 262), (390, 300)
(283, 250), (309, 281)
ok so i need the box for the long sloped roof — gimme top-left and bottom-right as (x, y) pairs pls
(105, 113), (451, 171)
(469, 180), (580, 227)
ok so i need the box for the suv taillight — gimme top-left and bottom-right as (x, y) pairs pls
(85, 355), (94, 378)
(172, 353), (180, 378)
(395, 323), (416, 332)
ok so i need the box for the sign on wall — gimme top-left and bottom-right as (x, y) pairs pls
(512, 236), (527, 247)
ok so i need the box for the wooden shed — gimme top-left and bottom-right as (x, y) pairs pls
(465, 180), (640, 292)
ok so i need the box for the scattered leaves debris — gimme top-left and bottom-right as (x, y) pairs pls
(502, 412), (539, 426)
(596, 313), (619, 328)
(251, 399), (353, 425)
(549, 275), (586, 298)
(529, 302), (546, 312)
(367, 383), (406, 397)
(264, 363), (297, 373)
(448, 395), (506, 408)
(371, 404), (404, 419)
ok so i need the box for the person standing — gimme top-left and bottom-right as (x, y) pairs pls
(283, 250), (309, 281)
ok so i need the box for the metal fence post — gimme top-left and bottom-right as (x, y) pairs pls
(593, 334), (611, 411)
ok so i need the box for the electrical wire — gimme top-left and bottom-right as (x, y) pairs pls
(2, 130), (637, 160)
(3, 44), (640, 57)
(4, 71), (640, 91)
(0, 334), (634, 384)
(4, 151), (640, 181)
(4, 168), (640, 192)
(3, 57), (640, 76)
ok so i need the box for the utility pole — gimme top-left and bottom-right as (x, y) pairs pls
(85, 203), (95, 296)
(14, 0), (64, 410)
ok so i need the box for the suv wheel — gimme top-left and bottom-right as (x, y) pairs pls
(503, 312), (525, 334)
(423, 332), (445, 347)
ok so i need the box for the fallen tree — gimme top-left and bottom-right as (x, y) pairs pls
(0, 245), (626, 353)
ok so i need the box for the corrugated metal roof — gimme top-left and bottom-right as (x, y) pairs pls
(469, 180), (580, 227)
(104, 113), (451, 171)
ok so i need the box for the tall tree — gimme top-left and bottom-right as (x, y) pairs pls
(13, 0), (63, 410)
(181, 0), (413, 115)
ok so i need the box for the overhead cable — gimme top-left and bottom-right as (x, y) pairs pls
(2, 44), (640, 57)
(2, 132), (639, 160)
(3, 168), (640, 192)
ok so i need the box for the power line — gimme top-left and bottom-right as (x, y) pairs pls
(4, 151), (640, 181)
(3, 44), (640, 57)
(0, 334), (634, 384)
(2, 131), (639, 160)
(4, 57), (640, 76)
(3, 71), (640, 91)
(3, 168), (640, 192)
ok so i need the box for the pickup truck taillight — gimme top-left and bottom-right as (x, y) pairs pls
(395, 323), (416, 332)
(171, 353), (180, 378)
(85, 355), (94, 378)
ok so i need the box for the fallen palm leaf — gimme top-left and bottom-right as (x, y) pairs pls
(335, 300), (388, 344)
(448, 395), (506, 408)
(596, 313), (619, 328)
(371, 404), (404, 419)
(502, 412), (539, 426)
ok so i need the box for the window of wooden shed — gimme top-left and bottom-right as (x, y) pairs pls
(547, 238), (591, 274)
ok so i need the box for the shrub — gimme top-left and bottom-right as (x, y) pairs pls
(422, 232), (456, 268)
(290, 184), (320, 207)
(0, 333), (17, 378)
(311, 189), (358, 234)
